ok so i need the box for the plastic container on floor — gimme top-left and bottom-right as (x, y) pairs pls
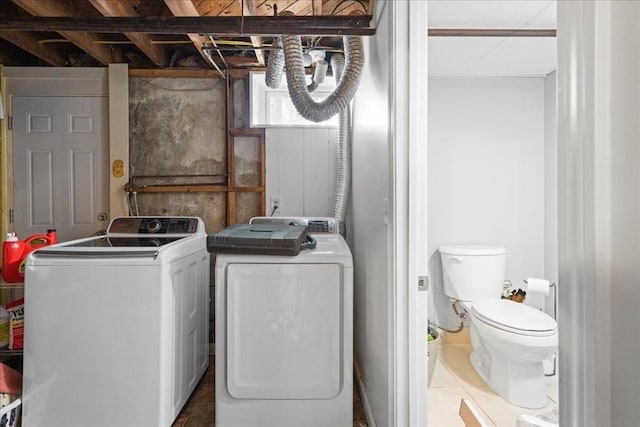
(0, 397), (21, 427)
(516, 408), (559, 427)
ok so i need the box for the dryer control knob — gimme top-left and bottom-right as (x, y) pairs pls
(146, 219), (162, 233)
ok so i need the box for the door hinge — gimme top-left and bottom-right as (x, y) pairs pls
(418, 275), (429, 292)
(9, 209), (14, 224)
(7, 116), (12, 131)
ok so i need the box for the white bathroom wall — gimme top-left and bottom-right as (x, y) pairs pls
(427, 77), (546, 326)
(265, 127), (338, 217)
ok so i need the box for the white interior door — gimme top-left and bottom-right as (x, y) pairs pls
(12, 96), (109, 242)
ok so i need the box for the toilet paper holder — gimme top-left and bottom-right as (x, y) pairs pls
(524, 279), (558, 378)
(523, 279), (557, 317)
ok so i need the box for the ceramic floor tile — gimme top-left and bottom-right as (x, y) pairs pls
(439, 345), (486, 387)
(430, 357), (463, 388)
(428, 387), (473, 427)
(466, 385), (557, 427)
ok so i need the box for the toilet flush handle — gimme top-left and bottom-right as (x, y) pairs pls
(449, 257), (463, 264)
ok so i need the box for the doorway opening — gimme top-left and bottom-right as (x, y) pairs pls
(426, 1), (559, 425)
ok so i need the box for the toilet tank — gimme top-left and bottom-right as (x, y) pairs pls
(439, 245), (506, 302)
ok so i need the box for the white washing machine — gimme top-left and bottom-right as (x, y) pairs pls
(22, 216), (210, 427)
(212, 217), (353, 427)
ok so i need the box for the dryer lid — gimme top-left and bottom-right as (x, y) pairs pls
(471, 299), (557, 334)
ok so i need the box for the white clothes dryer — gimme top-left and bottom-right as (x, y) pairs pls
(212, 217), (353, 427)
(22, 217), (210, 427)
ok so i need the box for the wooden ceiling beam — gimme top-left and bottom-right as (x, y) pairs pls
(0, 15), (375, 36)
(88, 0), (166, 66)
(0, 30), (67, 66)
(9, 0), (113, 65)
(9, 0), (111, 65)
(195, 0), (240, 17)
(323, 0), (368, 16)
(164, 0), (220, 71)
(312, 0), (323, 16)
(242, 0), (264, 66)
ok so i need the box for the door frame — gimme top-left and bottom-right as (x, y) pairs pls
(391, 1), (429, 426)
(557, 1), (639, 426)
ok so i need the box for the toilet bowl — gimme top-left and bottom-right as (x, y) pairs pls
(469, 299), (557, 409)
(439, 245), (558, 409)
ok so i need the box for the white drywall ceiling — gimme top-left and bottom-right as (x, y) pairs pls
(428, 0), (557, 77)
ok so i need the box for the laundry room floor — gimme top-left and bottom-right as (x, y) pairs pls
(428, 329), (559, 427)
(172, 353), (369, 427)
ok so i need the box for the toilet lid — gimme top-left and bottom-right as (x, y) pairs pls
(471, 299), (557, 336)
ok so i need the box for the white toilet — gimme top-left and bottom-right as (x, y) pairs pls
(439, 245), (558, 409)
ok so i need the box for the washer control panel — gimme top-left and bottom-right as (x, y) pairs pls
(108, 217), (201, 234)
(249, 217), (339, 234)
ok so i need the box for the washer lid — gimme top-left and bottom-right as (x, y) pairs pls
(471, 299), (557, 335)
(439, 245), (506, 256)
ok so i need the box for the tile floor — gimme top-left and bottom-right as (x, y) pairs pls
(428, 329), (559, 427)
(172, 353), (369, 426)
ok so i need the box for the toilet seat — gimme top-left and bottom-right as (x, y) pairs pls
(471, 299), (557, 337)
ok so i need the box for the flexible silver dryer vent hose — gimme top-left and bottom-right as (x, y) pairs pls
(265, 37), (284, 89)
(281, 35), (364, 123)
(264, 35), (363, 222)
(330, 53), (350, 221)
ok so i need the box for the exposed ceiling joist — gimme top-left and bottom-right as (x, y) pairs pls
(1, 0), (375, 70)
(0, 30), (67, 66)
(9, 0), (113, 65)
(164, 0), (219, 71)
(241, 0), (265, 66)
(0, 15), (376, 36)
(312, 0), (323, 16)
(88, 0), (166, 66)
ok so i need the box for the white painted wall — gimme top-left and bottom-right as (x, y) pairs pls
(350, 9), (394, 425)
(427, 77), (546, 326)
(265, 127), (338, 217)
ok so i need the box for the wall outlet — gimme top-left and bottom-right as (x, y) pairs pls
(270, 196), (280, 214)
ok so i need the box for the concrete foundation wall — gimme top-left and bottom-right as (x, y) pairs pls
(129, 77), (227, 232)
